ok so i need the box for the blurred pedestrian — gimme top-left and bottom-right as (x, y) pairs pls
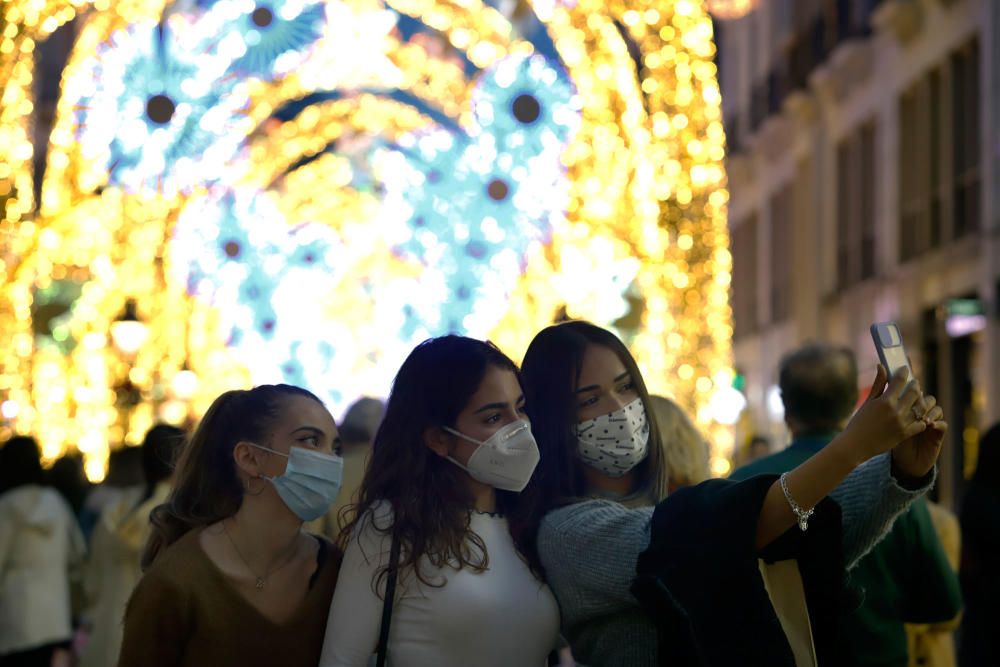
(117, 385), (343, 667)
(307, 397), (383, 538)
(0, 436), (86, 667)
(748, 434), (771, 462)
(958, 422), (1000, 666)
(80, 447), (144, 541)
(906, 499), (962, 667)
(78, 424), (186, 667)
(648, 395), (710, 493)
(731, 343), (961, 667)
(47, 453), (91, 520)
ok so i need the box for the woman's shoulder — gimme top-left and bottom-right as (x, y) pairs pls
(537, 500), (654, 562)
(541, 498), (651, 531)
(342, 500), (394, 544)
(307, 532), (344, 568)
(365, 499), (395, 529)
(141, 528), (211, 588)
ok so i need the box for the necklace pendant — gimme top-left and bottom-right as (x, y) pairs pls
(255, 577), (266, 590)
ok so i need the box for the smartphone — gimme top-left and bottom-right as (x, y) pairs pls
(870, 321), (912, 380)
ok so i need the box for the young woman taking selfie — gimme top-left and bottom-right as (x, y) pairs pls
(515, 320), (947, 667)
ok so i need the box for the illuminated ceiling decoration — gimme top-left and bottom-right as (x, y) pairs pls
(67, 16), (251, 196)
(1, 0), (733, 479)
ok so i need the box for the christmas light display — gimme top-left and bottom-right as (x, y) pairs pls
(1, 0), (733, 480)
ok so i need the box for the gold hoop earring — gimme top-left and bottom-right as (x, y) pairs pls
(244, 476), (266, 497)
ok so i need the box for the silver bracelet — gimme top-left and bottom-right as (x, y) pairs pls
(779, 472), (814, 532)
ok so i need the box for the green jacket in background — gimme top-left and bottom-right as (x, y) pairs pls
(731, 434), (963, 667)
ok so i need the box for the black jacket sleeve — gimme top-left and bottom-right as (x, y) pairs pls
(631, 476), (850, 667)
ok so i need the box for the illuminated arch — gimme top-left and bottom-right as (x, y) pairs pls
(0, 0), (733, 479)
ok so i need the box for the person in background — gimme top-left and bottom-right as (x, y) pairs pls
(958, 422), (1000, 666)
(0, 436), (86, 667)
(731, 343), (961, 667)
(78, 424), (186, 667)
(906, 499), (962, 667)
(47, 453), (91, 521)
(307, 397), (384, 538)
(117, 385), (343, 667)
(79, 447), (145, 541)
(648, 395), (711, 494)
(748, 434), (771, 463)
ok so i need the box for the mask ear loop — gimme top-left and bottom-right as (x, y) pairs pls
(240, 442), (277, 497)
(440, 427), (482, 474)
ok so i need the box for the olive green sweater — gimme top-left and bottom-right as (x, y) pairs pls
(118, 529), (340, 667)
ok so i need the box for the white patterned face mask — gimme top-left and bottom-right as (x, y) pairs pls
(575, 398), (650, 477)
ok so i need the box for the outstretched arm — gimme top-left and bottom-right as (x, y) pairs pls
(754, 365), (945, 550)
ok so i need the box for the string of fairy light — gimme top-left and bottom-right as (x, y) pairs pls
(1, 0), (736, 480)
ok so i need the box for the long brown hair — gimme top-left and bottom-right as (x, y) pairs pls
(340, 335), (522, 591)
(141, 384), (322, 569)
(511, 321), (666, 575)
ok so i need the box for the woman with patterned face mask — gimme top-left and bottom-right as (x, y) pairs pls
(514, 321), (947, 667)
(320, 336), (560, 667)
(118, 384), (344, 667)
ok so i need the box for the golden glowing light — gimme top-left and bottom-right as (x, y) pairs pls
(704, 0), (759, 21)
(1, 0), (733, 480)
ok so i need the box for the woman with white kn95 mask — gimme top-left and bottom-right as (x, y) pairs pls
(320, 336), (560, 667)
(515, 320), (944, 667)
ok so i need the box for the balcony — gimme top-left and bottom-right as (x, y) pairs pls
(747, 0), (885, 135)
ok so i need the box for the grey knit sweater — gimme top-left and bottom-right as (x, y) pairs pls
(537, 453), (932, 667)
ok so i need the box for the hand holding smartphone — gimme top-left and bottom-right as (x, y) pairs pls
(868, 321), (947, 481)
(870, 322), (912, 380)
(870, 321), (926, 414)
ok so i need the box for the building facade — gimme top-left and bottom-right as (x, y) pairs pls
(718, 0), (999, 506)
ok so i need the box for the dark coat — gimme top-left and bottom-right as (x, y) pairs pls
(631, 475), (853, 666)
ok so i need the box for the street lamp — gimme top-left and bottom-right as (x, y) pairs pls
(110, 299), (148, 356)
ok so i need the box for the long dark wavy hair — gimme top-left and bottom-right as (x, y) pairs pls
(142, 384), (322, 569)
(510, 320), (666, 575)
(341, 335), (523, 591)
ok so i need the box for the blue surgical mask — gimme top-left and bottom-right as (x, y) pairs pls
(248, 444), (343, 521)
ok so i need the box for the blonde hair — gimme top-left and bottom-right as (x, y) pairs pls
(650, 395), (711, 489)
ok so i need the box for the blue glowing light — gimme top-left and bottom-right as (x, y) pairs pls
(376, 54), (580, 335)
(69, 18), (248, 195)
(88, 5), (588, 416)
(218, 0), (327, 78)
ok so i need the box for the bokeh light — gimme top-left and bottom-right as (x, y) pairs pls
(1, 0), (732, 480)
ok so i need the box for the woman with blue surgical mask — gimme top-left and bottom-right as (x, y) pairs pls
(514, 321), (946, 667)
(320, 336), (561, 667)
(118, 384), (344, 667)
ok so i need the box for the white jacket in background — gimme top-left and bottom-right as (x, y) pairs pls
(78, 483), (166, 667)
(0, 484), (86, 656)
